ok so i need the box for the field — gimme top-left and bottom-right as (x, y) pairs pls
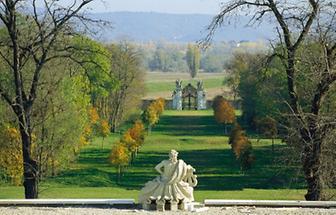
(144, 72), (230, 99)
(0, 110), (306, 201)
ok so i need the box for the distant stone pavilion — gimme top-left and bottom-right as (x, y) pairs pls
(172, 80), (206, 110)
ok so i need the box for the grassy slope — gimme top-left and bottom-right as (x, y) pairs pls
(0, 110), (305, 200)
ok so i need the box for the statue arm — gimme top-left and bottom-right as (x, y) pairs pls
(155, 161), (165, 175)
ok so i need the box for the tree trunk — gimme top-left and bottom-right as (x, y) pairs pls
(301, 127), (322, 201)
(224, 124), (227, 135)
(117, 165), (121, 183)
(19, 120), (39, 199)
(303, 151), (321, 200)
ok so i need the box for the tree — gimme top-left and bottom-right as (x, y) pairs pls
(109, 142), (130, 183)
(228, 123), (243, 145)
(186, 44), (201, 78)
(142, 98), (166, 133)
(108, 43), (145, 132)
(152, 98), (166, 116)
(0, 0), (94, 198)
(224, 53), (247, 101)
(32, 74), (90, 178)
(0, 126), (23, 185)
(71, 36), (114, 106)
(142, 104), (160, 134)
(207, 0), (336, 200)
(121, 130), (137, 163)
(213, 96), (236, 134)
(229, 124), (255, 172)
(128, 120), (146, 155)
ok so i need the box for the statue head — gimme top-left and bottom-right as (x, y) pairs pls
(176, 79), (182, 89)
(197, 80), (203, 90)
(169, 149), (178, 162)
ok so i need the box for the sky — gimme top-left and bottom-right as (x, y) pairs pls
(85, 0), (227, 14)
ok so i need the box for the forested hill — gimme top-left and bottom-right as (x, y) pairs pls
(91, 12), (275, 43)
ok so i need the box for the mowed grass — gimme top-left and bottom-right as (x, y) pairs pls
(144, 72), (229, 99)
(146, 78), (224, 94)
(0, 110), (306, 201)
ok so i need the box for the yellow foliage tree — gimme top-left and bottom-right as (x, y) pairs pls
(122, 130), (137, 157)
(124, 120), (146, 161)
(153, 98), (165, 115)
(89, 107), (100, 124)
(129, 120), (145, 147)
(109, 142), (130, 182)
(142, 104), (159, 133)
(87, 106), (111, 148)
(213, 98), (236, 134)
(0, 126), (23, 185)
(142, 98), (166, 134)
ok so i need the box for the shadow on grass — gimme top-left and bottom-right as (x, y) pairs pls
(45, 112), (305, 192)
(119, 146), (305, 191)
(153, 115), (225, 136)
(49, 143), (304, 191)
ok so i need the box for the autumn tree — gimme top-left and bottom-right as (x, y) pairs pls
(206, 0), (336, 200)
(109, 142), (130, 183)
(0, 0), (95, 198)
(121, 130), (137, 163)
(152, 98), (166, 116)
(0, 126), (23, 185)
(142, 98), (165, 133)
(229, 124), (255, 172)
(142, 104), (159, 134)
(128, 120), (146, 155)
(186, 44), (201, 78)
(213, 96), (236, 134)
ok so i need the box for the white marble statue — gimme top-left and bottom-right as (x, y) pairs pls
(172, 80), (182, 110)
(197, 80), (207, 110)
(139, 150), (197, 210)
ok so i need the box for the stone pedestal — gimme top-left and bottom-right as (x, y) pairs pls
(156, 200), (165, 211)
(170, 200), (178, 211)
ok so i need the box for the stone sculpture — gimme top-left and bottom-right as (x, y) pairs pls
(139, 149), (197, 211)
(196, 80), (206, 110)
(172, 80), (182, 110)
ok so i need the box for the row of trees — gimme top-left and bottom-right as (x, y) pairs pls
(211, 0), (336, 200)
(109, 98), (166, 182)
(212, 95), (255, 171)
(149, 43), (200, 78)
(0, 0), (144, 198)
(109, 120), (146, 182)
(141, 41), (266, 74)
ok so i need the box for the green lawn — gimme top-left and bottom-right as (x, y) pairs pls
(145, 78), (224, 94)
(0, 110), (306, 201)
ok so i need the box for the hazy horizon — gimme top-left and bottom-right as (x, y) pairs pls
(84, 0), (227, 15)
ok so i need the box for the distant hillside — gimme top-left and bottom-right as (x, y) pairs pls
(90, 12), (275, 43)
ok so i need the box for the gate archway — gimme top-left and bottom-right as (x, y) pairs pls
(182, 83), (197, 110)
